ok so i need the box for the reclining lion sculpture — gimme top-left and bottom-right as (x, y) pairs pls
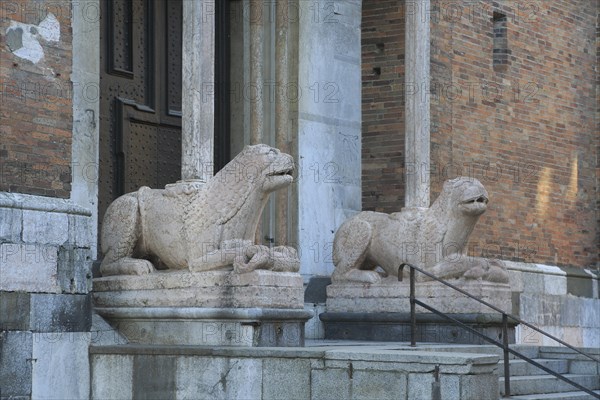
(100, 144), (299, 276)
(332, 177), (508, 283)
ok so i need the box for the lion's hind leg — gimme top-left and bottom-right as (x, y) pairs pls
(99, 194), (154, 276)
(332, 218), (380, 283)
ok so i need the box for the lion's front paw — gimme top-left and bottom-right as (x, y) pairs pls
(483, 266), (510, 283)
(233, 249), (272, 274)
(233, 255), (255, 274)
(335, 269), (382, 284)
(463, 266), (485, 280)
(100, 258), (155, 276)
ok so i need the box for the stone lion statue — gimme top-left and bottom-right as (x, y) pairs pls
(332, 177), (508, 283)
(100, 144), (299, 276)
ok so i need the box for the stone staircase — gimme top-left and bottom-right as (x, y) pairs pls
(498, 346), (600, 399)
(417, 344), (600, 399)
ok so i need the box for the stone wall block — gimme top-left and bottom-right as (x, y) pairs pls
(440, 374), (460, 400)
(543, 274), (567, 296)
(0, 331), (33, 398)
(582, 328), (600, 348)
(311, 368), (351, 400)
(263, 358), (311, 400)
(132, 355), (177, 399)
(175, 356), (227, 399)
(91, 355), (134, 399)
(22, 210), (68, 246)
(31, 333), (90, 400)
(0, 291), (31, 330)
(0, 243), (60, 293)
(407, 373), (434, 399)
(559, 296), (582, 326)
(520, 272), (545, 294)
(30, 294), (92, 332)
(58, 246), (92, 294)
(68, 214), (93, 248)
(459, 374), (498, 400)
(351, 370), (407, 400)
(581, 298), (600, 327)
(0, 207), (22, 243)
(174, 357), (262, 399)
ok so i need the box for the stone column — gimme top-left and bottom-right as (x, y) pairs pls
(182, 0), (215, 182)
(297, 0), (362, 279)
(404, 0), (431, 208)
(249, 0), (264, 145)
(275, 0), (290, 245)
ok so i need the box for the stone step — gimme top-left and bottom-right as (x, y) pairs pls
(409, 344), (541, 359)
(498, 358), (569, 377)
(539, 347), (600, 361)
(503, 389), (600, 400)
(499, 374), (600, 396)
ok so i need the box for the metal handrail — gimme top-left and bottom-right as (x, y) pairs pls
(398, 263), (600, 399)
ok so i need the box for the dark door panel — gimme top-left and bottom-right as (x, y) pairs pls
(99, 0), (182, 228)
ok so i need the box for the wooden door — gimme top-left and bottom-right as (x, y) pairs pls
(98, 0), (183, 226)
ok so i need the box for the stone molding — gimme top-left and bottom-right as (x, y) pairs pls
(0, 192), (92, 216)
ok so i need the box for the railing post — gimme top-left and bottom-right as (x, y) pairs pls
(410, 267), (416, 347)
(502, 313), (511, 397)
(432, 365), (441, 400)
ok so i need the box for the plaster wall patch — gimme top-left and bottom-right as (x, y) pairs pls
(5, 13), (60, 64)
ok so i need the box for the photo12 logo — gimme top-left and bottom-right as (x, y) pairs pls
(0, 2), (100, 24)
(200, 81), (340, 104)
(404, 1), (540, 23)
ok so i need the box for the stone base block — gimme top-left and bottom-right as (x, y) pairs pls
(93, 270), (304, 309)
(326, 279), (512, 314)
(0, 292), (91, 332)
(90, 343), (500, 400)
(93, 270), (311, 347)
(95, 307), (313, 347)
(320, 312), (517, 344)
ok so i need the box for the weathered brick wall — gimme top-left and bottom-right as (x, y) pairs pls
(0, 0), (73, 198)
(362, 1), (406, 212)
(362, 0), (599, 268)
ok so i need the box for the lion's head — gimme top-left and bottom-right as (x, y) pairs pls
(442, 177), (489, 217)
(424, 177), (489, 256)
(431, 176), (489, 221)
(252, 144), (295, 192)
(212, 144), (294, 192)
(205, 144), (295, 226)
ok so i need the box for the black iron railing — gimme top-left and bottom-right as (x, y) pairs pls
(398, 263), (600, 399)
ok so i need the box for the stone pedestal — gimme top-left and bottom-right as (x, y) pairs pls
(93, 270), (312, 347)
(322, 278), (515, 344)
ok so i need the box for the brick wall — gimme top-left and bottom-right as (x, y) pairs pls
(0, 0), (73, 198)
(362, 1), (406, 212)
(362, 0), (599, 268)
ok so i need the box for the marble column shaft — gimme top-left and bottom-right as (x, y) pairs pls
(404, 0), (431, 208)
(182, 0), (215, 181)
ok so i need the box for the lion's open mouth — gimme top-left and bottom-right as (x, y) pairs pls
(460, 194), (489, 215)
(267, 168), (294, 177)
(462, 196), (488, 205)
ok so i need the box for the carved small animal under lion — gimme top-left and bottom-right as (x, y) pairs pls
(332, 177), (508, 283)
(99, 144), (299, 276)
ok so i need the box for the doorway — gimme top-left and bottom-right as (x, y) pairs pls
(98, 0), (231, 235)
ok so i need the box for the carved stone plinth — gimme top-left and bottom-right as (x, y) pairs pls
(326, 279), (512, 314)
(320, 312), (517, 344)
(93, 270), (312, 347)
(322, 279), (514, 344)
